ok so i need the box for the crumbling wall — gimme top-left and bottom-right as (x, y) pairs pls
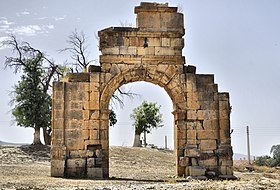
(51, 2), (234, 179)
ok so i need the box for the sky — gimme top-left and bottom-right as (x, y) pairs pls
(0, 0), (280, 156)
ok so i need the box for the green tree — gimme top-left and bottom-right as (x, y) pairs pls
(130, 101), (163, 147)
(2, 35), (61, 145)
(12, 59), (51, 144)
(270, 144), (280, 166)
(109, 110), (117, 127)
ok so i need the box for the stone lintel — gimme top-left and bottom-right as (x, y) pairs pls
(135, 3), (177, 13)
(100, 55), (185, 65)
(67, 73), (90, 82)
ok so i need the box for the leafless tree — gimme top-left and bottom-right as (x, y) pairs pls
(59, 29), (95, 72)
(61, 29), (139, 108)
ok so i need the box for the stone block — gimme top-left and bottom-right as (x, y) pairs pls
(53, 129), (64, 142)
(67, 158), (86, 168)
(184, 148), (200, 157)
(170, 38), (184, 47)
(197, 130), (218, 140)
(51, 160), (65, 177)
(137, 47), (155, 55)
(65, 129), (82, 139)
(189, 166), (206, 176)
(51, 146), (67, 160)
(191, 158), (198, 166)
(196, 74), (214, 85)
(65, 138), (84, 150)
(219, 110), (229, 119)
(219, 119), (230, 130)
(148, 37), (160, 46)
(87, 158), (96, 168)
(69, 150), (87, 158)
(179, 156), (189, 167)
(83, 110), (90, 120)
(90, 91), (100, 101)
(89, 129), (99, 140)
(83, 101), (100, 110)
(203, 119), (218, 130)
(120, 46), (137, 55)
(155, 46), (173, 55)
(90, 110), (100, 120)
(200, 157), (217, 166)
(82, 129), (89, 140)
(101, 47), (120, 55)
(187, 110), (197, 120)
(67, 73), (90, 82)
(161, 37), (171, 46)
(87, 168), (103, 179)
(200, 140), (217, 151)
(187, 130), (196, 140)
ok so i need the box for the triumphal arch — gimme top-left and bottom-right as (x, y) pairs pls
(51, 2), (234, 179)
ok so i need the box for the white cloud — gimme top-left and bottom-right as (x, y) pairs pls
(21, 11), (30, 15)
(10, 24), (55, 36)
(13, 25), (42, 36)
(46, 24), (54, 29)
(36, 17), (48, 20)
(0, 36), (9, 50)
(0, 18), (14, 26)
(54, 16), (66, 21)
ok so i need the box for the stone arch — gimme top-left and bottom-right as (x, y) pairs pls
(100, 66), (186, 111)
(98, 65), (188, 177)
(51, 2), (234, 180)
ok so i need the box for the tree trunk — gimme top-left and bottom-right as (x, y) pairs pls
(133, 133), (142, 147)
(143, 130), (147, 148)
(43, 127), (52, 145)
(33, 126), (42, 145)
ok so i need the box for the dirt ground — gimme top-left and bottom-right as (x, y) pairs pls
(0, 145), (280, 190)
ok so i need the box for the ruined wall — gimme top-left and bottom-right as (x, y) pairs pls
(51, 2), (234, 179)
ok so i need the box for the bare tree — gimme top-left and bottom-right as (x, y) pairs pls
(62, 30), (138, 108)
(59, 29), (95, 72)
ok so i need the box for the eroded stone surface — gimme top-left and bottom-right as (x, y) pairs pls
(51, 2), (234, 179)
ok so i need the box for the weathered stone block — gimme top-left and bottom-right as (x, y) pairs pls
(120, 46), (137, 55)
(148, 37), (160, 46)
(187, 130), (196, 140)
(87, 158), (96, 168)
(67, 158), (86, 168)
(199, 157), (217, 166)
(203, 119), (218, 130)
(197, 130), (218, 140)
(51, 160), (65, 177)
(200, 140), (217, 151)
(179, 157), (189, 167)
(89, 129), (99, 140)
(189, 166), (206, 176)
(87, 168), (103, 179)
(185, 148), (200, 157)
(187, 110), (197, 120)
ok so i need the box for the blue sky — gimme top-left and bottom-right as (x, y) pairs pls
(0, 0), (280, 156)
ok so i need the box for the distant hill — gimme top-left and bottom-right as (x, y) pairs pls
(0, 140), (26, 146)
(234, 153), (256, 160)
(0, 140), (10, 145)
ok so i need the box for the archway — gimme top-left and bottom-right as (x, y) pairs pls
(108, 81), (174, 180)
(51, 2), (234, 180)
(99, 67), (187, 178)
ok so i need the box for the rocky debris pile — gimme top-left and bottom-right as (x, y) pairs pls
(0, 144), (50, 164)
(20, 144), (50, 161)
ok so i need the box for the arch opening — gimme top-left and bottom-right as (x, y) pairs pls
(108, 81), (174, 180)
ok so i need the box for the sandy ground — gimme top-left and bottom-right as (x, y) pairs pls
(0, 145), (280, 190)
